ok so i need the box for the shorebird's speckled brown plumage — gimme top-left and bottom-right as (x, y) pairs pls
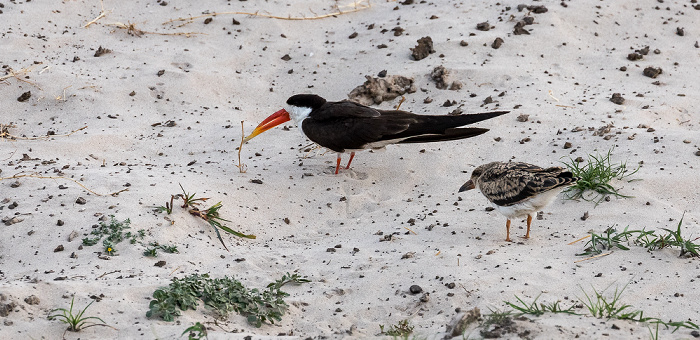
(459, 161), (579, 242)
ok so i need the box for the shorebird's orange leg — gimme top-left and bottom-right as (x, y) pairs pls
(335, 154), (342, 174)
(524, 215), (532, 239)
(505, 219), (512, 242)
(345, 152), (356, 169)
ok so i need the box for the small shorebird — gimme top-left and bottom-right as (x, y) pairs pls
(459, 161), (579, 242)
(243, 94), (508, 174)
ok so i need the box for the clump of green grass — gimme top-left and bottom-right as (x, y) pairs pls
(577, 215), (699, 258)
(146, 272), (309, 327)
(82, 216), (145, 255)
(48, 296), (113, 334)
(505, 294), (576, 317)
(154, 184), (255, 250)
(379, 319), (414, 337)
(577, 282), (698, 332)
(562, 148), (639, 206)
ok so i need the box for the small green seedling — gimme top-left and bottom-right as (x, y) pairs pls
(181, 322), (208, 340)
(82, 216), (145, 255)
(48, 296), (113, 333)
(379, 319), (414, 337)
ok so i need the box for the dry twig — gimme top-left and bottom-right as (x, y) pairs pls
(236, 121), (247, 173)
(84, 0), (111, 28)
(1, 66), (42, 89)
(163, 0), (371, 26)
(0, 172), (128, 197)
(0, 125), (87, 141)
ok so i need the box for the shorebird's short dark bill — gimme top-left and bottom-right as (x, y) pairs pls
(244, 94), (508, 174)
(460, 162), (579, 242)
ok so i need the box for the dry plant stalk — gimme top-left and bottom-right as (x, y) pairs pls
(0, 125), (87, 141)
(84, 0), (110, 28)
(573, 252), (611, 263)
(236, 121), (247, 173)
(163, 0), (371, 26)
(568, 234), (591, 245)
(107, 22), (203, 37)
(0, 173), (128, 197)
(1, 66), (42, 89)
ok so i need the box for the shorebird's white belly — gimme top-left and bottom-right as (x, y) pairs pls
(492, 187), (568, 219)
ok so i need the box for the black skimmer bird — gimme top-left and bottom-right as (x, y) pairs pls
(459, 162), (579, 242)
(242, 94), (508, 174)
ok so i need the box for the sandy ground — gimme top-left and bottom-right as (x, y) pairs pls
(1, 0), (699, 339)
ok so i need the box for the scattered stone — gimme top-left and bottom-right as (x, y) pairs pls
(581, 211), (589, 221)
(676, 27), (685, 36)
(54, 245), (64, 252)
(0, 302), (17, 317)
(563, 142), (572, 149)
(516, 114), (529, 122)
(2, 216), (23, 226)
(10, 181), (20, 188)
(348, 32), (358, 39)
(24, 295), (40, 305)
(491, 37), (504, 49)
(410, 36), (435, 61)
(643, 67), (662, 78)
(76, 197), (87, 205)
(446, 307), (481, 339)
(483, 96), (494, 105)
(17, 91), (31, 102)
(527, 5), (548, 13)
(250, 179), (263, 184)
(409, 285), (422, 294)
(154, 260), (166, 267)
(347, 74), (416, 105)
(460, 40), (468, 47)
(94, 46), (111, 57)
(156, 69), (165, 77)
(401, 252), (415, 259)
(326, 248), (336, 253)
(627, 52), (644, 61)
(636, 46), (650, 55)
(57, 220), (64, 226)
(281, 54), (291, 61)
(430, 65), (455, 90)
(476, 22), (491, 31)
(203, 17), (213, 25)
(619, 66), (627, 72)
(610, 93), (625, 105)
(691, 330), (700, 338)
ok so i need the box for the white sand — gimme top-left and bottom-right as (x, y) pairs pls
(1, 0), (699, 339)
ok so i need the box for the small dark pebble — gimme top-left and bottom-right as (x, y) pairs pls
(611, 324), (620, 330)
(610, 93), (625, 105)
(54, 245), (64, 252)
(17, 91), (31, 102)
(619, 66), (627, 71)
(595, 273), (603, 277)
(24, 296), (40, 305)
(377, 70), (387, 77)
(281, 54), (291, 61)
(563, 142), (572, 149)
(129, 91), (136, 96)
(476, 22), (491, 31)
(232, 18), (240, 25)
(154, 260), (166, 267)
(348, 32), (358, 39)
(528, 5), (548, 13)
(485, 207), (495, 212)
(75, 197), (87, 205)
(491, 37), (504, 49)
(250, 179), (263, 184)
(94, 46), (111, 57)
(326, 248), (336, 253)
(643, 67), (662, 78)
(410, 36), (435, 61)
(204, 17), (213, 24)
(676, 27), (684, 36)
(459, 40), (468, 47)
(10, 181), (20, 188)
(581, 211), (589, 221)
(627, 53), (643, 61)
(690, 330), (700, 337)
(446, 282), (456, 289)
(58, 185), (68, 189)
(157, 69), (165, 77)
(57, 220), (64, 226)
(409, 285), (423, 294)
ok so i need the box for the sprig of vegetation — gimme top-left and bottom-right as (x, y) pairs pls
(182, 322), (208, 340)
(154, 184), (256, 251)
(147, 272), (309, 327)
(577, 283), (698, 332)
(379, 319), (414, 337)
(82, 216), (145, 255)
(143, 242), (179, 257)
(505, 294), (577, 317)
(48, 296), (113, 332)
(562, 148), (639, 206)
(577, 215), (699, 258)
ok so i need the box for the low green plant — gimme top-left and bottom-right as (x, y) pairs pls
(154, 184), (256, 250)
(577, 282), (698, 332)
(380, 319), (414, 337)
(481, 308), (513, 328)
(578, 215), (699, 258)
(82, 216), (145, 255)
(562, 148), (639, 206)
(505, 294), (576, 317)
(143, 242), (179, 257)
(182, 322), (208, 340)
(147, 272), (309, 327)
(48, 296), (112, 332)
